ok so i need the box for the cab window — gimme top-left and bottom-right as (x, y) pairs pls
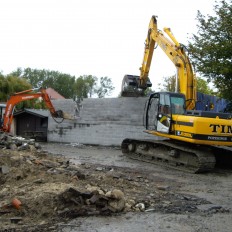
(170, 96), (185, 114)
(159, 94), (171, 115)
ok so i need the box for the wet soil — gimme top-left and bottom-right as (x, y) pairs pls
(1, 142), (232, 232)
(41, 143), (232, 232)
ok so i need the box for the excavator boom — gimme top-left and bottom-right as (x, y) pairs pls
(121, 16), (196, 110)
(121, 16), (232, 173)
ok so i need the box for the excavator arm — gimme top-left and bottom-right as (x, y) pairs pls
(121, 16), (232, 173)
(121, 16), (196, 110)
(2, 88), (73, 133)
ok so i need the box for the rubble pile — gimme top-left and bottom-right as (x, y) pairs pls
(0, 133), (41, 151)
(0, 136), (140, 230)
(0, 136), (230, 231)
(57, 187), (126, 218)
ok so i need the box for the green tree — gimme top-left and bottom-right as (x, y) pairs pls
(74, 75), (97, 99)
(196, 77), (214, 94)
(160, 75), (176, 92)
(9, 68), (115, 100)
(95, 76), (115, 98)
(0, 75), (8, 101)
(5, 74), (33, 109)
(6, 75), (32, 94)
(188, 0), (232, 100)
(13, 68), (76, 98)
(158, 75), (214, 95)
(74, 75), (114, 99)
(42, 71), (75, 99)
(0, 74), (32, 102)
(11, 67), (46, 88)
(157, 75), (179, 92)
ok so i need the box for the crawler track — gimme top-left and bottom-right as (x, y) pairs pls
(121, 139), (216, 173)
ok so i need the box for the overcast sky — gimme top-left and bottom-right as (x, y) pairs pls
(0, 0), (215, 97)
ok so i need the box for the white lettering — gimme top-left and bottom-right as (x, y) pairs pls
(22, 96), (34, 100)
(208, 136), (227, 141)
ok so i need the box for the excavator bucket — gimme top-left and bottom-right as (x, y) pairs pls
(62, 112), (75, 120)
(121, 75), (150, 97)
(53, 110), (75, 120)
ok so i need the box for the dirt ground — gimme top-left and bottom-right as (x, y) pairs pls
(1, 141), (232, 232)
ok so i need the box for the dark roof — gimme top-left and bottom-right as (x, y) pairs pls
(14, 109), (49, 118)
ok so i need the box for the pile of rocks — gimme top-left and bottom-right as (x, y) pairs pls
(0, 133), (41, 151)
(57, 187), (126, 218)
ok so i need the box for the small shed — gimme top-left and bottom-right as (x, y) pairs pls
(14, 109), (49, 141)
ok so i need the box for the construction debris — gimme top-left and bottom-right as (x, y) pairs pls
(0, 136), (230, 231)
(0, 136), (132, 230)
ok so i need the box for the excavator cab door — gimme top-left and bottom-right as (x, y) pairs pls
(145, 92), (186, 134)
(145, 92), (172, 134)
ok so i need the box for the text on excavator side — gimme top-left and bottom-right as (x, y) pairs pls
(210, 124), (232, 133)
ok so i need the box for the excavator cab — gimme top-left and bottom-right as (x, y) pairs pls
(121, 16), (232, 173)
(145, 92), (185, 133)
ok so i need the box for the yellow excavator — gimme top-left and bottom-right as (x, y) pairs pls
(121, 16), (232, 173)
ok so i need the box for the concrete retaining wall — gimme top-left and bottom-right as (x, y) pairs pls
(48, 98), (160, 146)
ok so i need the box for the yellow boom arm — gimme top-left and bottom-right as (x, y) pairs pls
(139, 16), (197, 109)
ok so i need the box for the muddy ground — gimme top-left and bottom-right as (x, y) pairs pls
(1, 141), (232, 232)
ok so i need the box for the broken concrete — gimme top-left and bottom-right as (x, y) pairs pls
(1, 143), (231, 231)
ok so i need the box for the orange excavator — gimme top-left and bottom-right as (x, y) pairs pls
(1, 88), (73, 133)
